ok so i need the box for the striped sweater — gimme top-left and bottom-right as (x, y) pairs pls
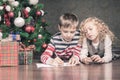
(41, 30), (81, 64)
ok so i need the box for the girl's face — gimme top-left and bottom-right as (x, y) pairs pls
(84, 22), (99, 42)
(59, 26), (76, 42)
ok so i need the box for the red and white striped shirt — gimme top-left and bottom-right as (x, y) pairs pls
(41, 30), (81, 64)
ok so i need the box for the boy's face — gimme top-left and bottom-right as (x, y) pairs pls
(59, 26), (76, 42)
(84, 22), (99, 42)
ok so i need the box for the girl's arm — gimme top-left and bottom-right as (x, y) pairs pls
(80, 38), (89, 61)
(102, 35), (112, 62)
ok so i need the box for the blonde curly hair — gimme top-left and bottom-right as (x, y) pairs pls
(79, 17), (115, 45)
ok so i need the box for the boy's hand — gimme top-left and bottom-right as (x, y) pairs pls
(52, 57), (64, 66)
(82, 57), (93, 64)
(69, 56), (80, 65)
(91, 55), (105, 63)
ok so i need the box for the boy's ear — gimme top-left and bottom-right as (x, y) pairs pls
(58, 25), (61, 31)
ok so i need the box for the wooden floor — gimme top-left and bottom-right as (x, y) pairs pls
(0, 59), (120, 80)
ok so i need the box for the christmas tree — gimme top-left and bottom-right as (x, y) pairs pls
(0, 0), (51, 53)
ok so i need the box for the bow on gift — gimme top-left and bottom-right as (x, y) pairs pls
(19, 42), (35, 51)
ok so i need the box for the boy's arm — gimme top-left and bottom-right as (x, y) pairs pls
(73, 44), (82, 60)
(40, 43), (55, 64)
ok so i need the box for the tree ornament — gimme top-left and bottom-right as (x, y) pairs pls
(10, 1), (19, 7)
(8, 0), (15, 1)
(0, 29), (3, 40)
(8, 11), (14, 18)
(4, 14), (8, 19)
(40, 10), (45, 16)
(14, 11), (25, 27)
(28, 40), (30, 42)
(29, 0), (39, 5)
(25, 7), (31, 12)
(0, 32), (2, 40)
(36, 11), (42, 16)
(25, 25), (35, 33)
(23, 9), (29, 18)
(3, 0), (7, 2)
(14, 17), (25, 27)
(33, 39), (37, 42)
(0, 6), (4, 10)
(25, 25), (31, 33)
(31, 26), (35, 32)
(5, 5), (11, 11)
(38, 34), (42, 39)
(40, 26), (43, 28)
(42, 43), (47, 48)
(0, 15), (1, 21)
(5, 20), (11, 27)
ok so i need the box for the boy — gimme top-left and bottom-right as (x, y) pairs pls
(40, 13), (81, 66)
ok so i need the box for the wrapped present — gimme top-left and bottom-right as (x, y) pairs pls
(0, 67), (18, 80)
(8, 32), (21, 42)
(0, 41), (19, 66)
(1, 32), (21, 42)
(19, 50), (33, 65)
(19, 43), (34, 65)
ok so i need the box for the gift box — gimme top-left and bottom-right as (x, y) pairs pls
(8, 32), (21, 42)
(19, 50), (33, 65)
(0, 67), (18, 80)
(0, 41), (19, 66)
(19, 43), (35, 65)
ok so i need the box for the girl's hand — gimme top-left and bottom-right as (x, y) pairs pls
(82, 57), (93, 64)
(91, 55), (105, 63)
(52, 57), (64, 66)
(69, 56), (80, 65)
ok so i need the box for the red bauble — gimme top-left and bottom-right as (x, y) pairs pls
(4, 14), (8, 19)
(33, 39), (37, 42)
(5, 19), (11, 26)
(23, 9), (29, 18)
(25, 25), (35, 33)
(42, 43), (47, 48)
(31, 26), (35, 32)
(8, 11), (14, 18)
(36, 11), (41, 16)
(25, 25), (32, 33)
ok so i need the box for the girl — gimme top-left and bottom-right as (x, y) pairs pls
(79, 17), (115, 64)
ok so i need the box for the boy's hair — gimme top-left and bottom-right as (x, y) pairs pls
(79, 17), (115, 44)
(58, 13), (79, 28)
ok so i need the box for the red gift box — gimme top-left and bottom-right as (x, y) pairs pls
(0, 67), (18, 80)
(0, 41), (19, 66)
